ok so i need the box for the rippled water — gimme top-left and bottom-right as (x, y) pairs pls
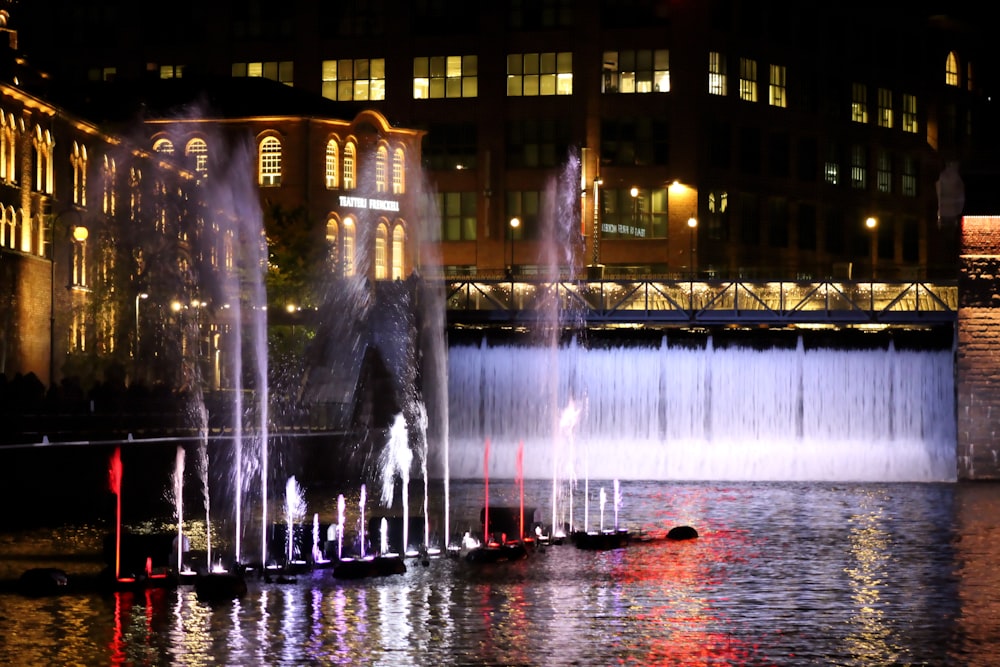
(2, 480), (999, 666)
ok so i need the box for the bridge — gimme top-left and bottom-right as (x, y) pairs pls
(445, 279), (958, 327)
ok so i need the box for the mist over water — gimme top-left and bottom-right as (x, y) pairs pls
(446, 336), (957, 482)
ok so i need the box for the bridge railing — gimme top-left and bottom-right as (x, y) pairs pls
(445, 279), (958, 325)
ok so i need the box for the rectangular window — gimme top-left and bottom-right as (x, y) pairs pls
(902, 94), (918, 133)
(850, 145), (866, 189)
(851, 83), (868, 123)
(708, 52), (727, 96)
(414, 55), (478, 99)
(739, 57), (757, 102)
(322, 58), (386, 101)
(600, 117), (670, 166)
(824, 162), (839, 185)
(876, 150), (892, 193)
(600, 187), (668, 240)
(707, 190), (728, 242)
(507, 52), (573, 96)
(601, 49), (669, 93)
(877, 88), (893, 128)
(769, 64), (786, 107)
(422, 123), (478, 170)
(232, 61), (293, 85)
(506, 190), (540, 240)
(159, 65), (184, 79)
(901, 155), (917, 197)
(437, 192), (477, 241)
(506, 119), (572, 168)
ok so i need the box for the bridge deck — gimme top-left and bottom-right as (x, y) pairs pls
(445, 279), (958, 326)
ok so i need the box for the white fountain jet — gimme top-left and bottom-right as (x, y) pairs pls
(380, 413), (413, 555)
(284, 476), (306, 564)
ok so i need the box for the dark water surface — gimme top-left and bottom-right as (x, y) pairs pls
(1, 480), (998, 666)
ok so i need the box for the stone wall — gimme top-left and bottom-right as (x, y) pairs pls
(957, 215), (1000, 479)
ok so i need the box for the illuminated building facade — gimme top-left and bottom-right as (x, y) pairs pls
(16, 0), (994, 282)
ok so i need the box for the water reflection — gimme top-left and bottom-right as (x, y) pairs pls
(1, 481), (997, 665)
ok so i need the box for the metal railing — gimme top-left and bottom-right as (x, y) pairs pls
(445, 279), (958, 326)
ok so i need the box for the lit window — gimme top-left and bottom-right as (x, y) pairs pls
(708, 52), (727, 96)
(321, 58), (385, 101)
(33, 127), (54, 194)
(507, 52), (573, 96)
(877, 88), (892, 128)
(326, 218), (339, 270)
(824, 162), (839, 185)
(343, 143), (355, 189)
(392, 148), (405, 194)
(413, 55), (478, 99)
(374, 224), (388, 279)
(71, 142), (88, 207)
(739, 58), (757, 102)
(71, 310), (86, 352)
(342, 218), (356, 276)
(186, 138), (208, 176)
(438, 192), (477, 241)
(601, 49), (669, 93)
(902, 94), (918, 133)
(375, 145), (388, 193)
(945, 51), (958, 86)
(391, 225), (405, 280)
(851, 83), (867, 123)
(153, 138), (174, 154)
(325, 140), (339, 188)
(103, 156), (116, 215)
(259, 136), (282, 186)
(876, 150), (891, 193)
(159, 65), (183, 79)
(72, 231), (88, 287)
(850, 145), (866, 190)
(232, 61), (294, 86)
(768, 65), (786, 108)
(901, 155), (917, 197)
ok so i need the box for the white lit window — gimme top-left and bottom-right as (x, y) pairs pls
(375, 145), (388, 193)
(708, 52), (727, 96)
(851, 83), (867, 123)
(902, 94), (918, 133)
(259, 136), (282, 186)
(186, 138), (208, 176)
(876, 150), (891, 193)
(739, 58), (757, 102)
(507, 52), (573, 96)
(413, 55), (478, 99)
(824, 162), (839, 185)
(877, 88), (892, 128)
(342, 218), (356, 276)
(850, 145), (866, 189)
(343, 143), (355, 190)
(601, 49), (669, 93)
(325, 140), (339, 188)
(945, 51), (958, 86)
(232, 61), (294, 85)
(322, 58), (385, 101)
(391, 225), (405, 279)
(392, 148), (405, 194)
(768, 65), (786, 108)
(374, 224), (388, 279)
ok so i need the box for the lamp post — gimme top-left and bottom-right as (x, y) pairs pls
(135, 292), (148, 357)
(509, 217), (520, 279)
(865, 216), (877, 312)
(687, 216), (698, 312)
(630, 186), (639, 231)
(49, 209), (86, 390)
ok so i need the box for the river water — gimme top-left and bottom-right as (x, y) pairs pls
(1, 478), (998, 666)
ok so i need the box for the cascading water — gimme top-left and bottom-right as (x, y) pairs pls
(448, 335), (957, 482)
(379, 414), (412, 553)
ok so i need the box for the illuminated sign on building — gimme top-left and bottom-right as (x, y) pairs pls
(338, 196), (400, 212)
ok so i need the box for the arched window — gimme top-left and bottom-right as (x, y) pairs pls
(375, 145), (388, 193)
(0, 114), (8, 182)
(945, 51), (959, 86)
(185, 138), (208, 176)
(326, 217), (340, 270)
(103, 156), (117, 215)
(325, 140), (339, 189)
(392, 148), (405, 194)
(0, 206), (11, 248)
(391, 224), (405, 280)
(342, 218), (356, 276)
(34, 126), (54, 194)
(374, 222), (388, 279)
(71, 142), (88, 206)
(343, 142), (356, 190)
(153, 138), (175, 154)
(259, 135), (282, 186)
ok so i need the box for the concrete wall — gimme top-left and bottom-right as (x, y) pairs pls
(957, 216), (1000, 479)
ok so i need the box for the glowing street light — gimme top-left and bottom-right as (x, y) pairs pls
(687, 216), (698, 312)
(865, 216), (878, 312)
(135, 292), (148, 357)
(508, 217), (520, 279)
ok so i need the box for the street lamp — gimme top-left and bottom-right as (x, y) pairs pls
(49, 209), (85, 389)
(508, 217), (520, 279)
(630, 186), (639, 231)
(135, 292), (148, 357)
(687, 215), (698, 311)
(865, 216), (878, 312)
